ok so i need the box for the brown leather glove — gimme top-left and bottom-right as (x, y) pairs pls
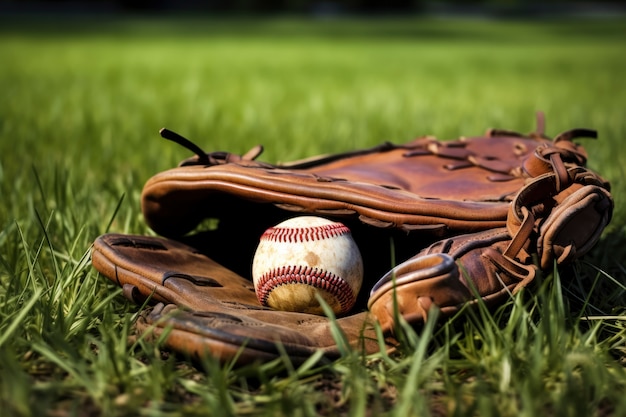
(91, 113), (612, 365)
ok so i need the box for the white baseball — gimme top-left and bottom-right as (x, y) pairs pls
(252, 216), (363, 315)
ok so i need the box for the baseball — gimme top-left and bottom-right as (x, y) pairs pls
(252, 216), (363, 316)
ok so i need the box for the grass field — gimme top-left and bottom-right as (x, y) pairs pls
(1, 15), (625, 417)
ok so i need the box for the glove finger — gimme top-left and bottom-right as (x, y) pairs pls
(136, 303), (328, 365)
(92, 233), (258, 310)
(136, 303), (391, 365)
(540, 183), (612, 269)
(368, 228), (537, 333)
(507, 167), (613, 270)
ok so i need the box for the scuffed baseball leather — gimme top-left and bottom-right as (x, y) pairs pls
(91, 113), (613, 365)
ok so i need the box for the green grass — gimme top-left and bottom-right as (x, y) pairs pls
(1, 15), (625, 417)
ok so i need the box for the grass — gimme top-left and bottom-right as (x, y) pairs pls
(1, 15), (625, 417)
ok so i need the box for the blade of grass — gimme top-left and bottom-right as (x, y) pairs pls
(0, 287), (42, 348)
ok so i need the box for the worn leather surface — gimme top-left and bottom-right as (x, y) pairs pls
(91, 114), (613, 365)
(142, 116), (597, 239)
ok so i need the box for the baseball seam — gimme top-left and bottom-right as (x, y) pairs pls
(261, 223), (350, 243)
(256, 265), (355, 313)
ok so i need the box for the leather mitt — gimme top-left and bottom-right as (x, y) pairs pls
(91, 113), (613, 365)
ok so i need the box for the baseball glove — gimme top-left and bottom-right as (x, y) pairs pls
(92, 113), (612, 365)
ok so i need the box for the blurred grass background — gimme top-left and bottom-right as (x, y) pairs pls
(0, 15), (625, 417)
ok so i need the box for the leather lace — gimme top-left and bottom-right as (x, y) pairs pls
(159, 127), (264, 166)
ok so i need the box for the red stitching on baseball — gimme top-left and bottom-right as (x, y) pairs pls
(261, 223), (350, 243)
(256, 265), (355, 314)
